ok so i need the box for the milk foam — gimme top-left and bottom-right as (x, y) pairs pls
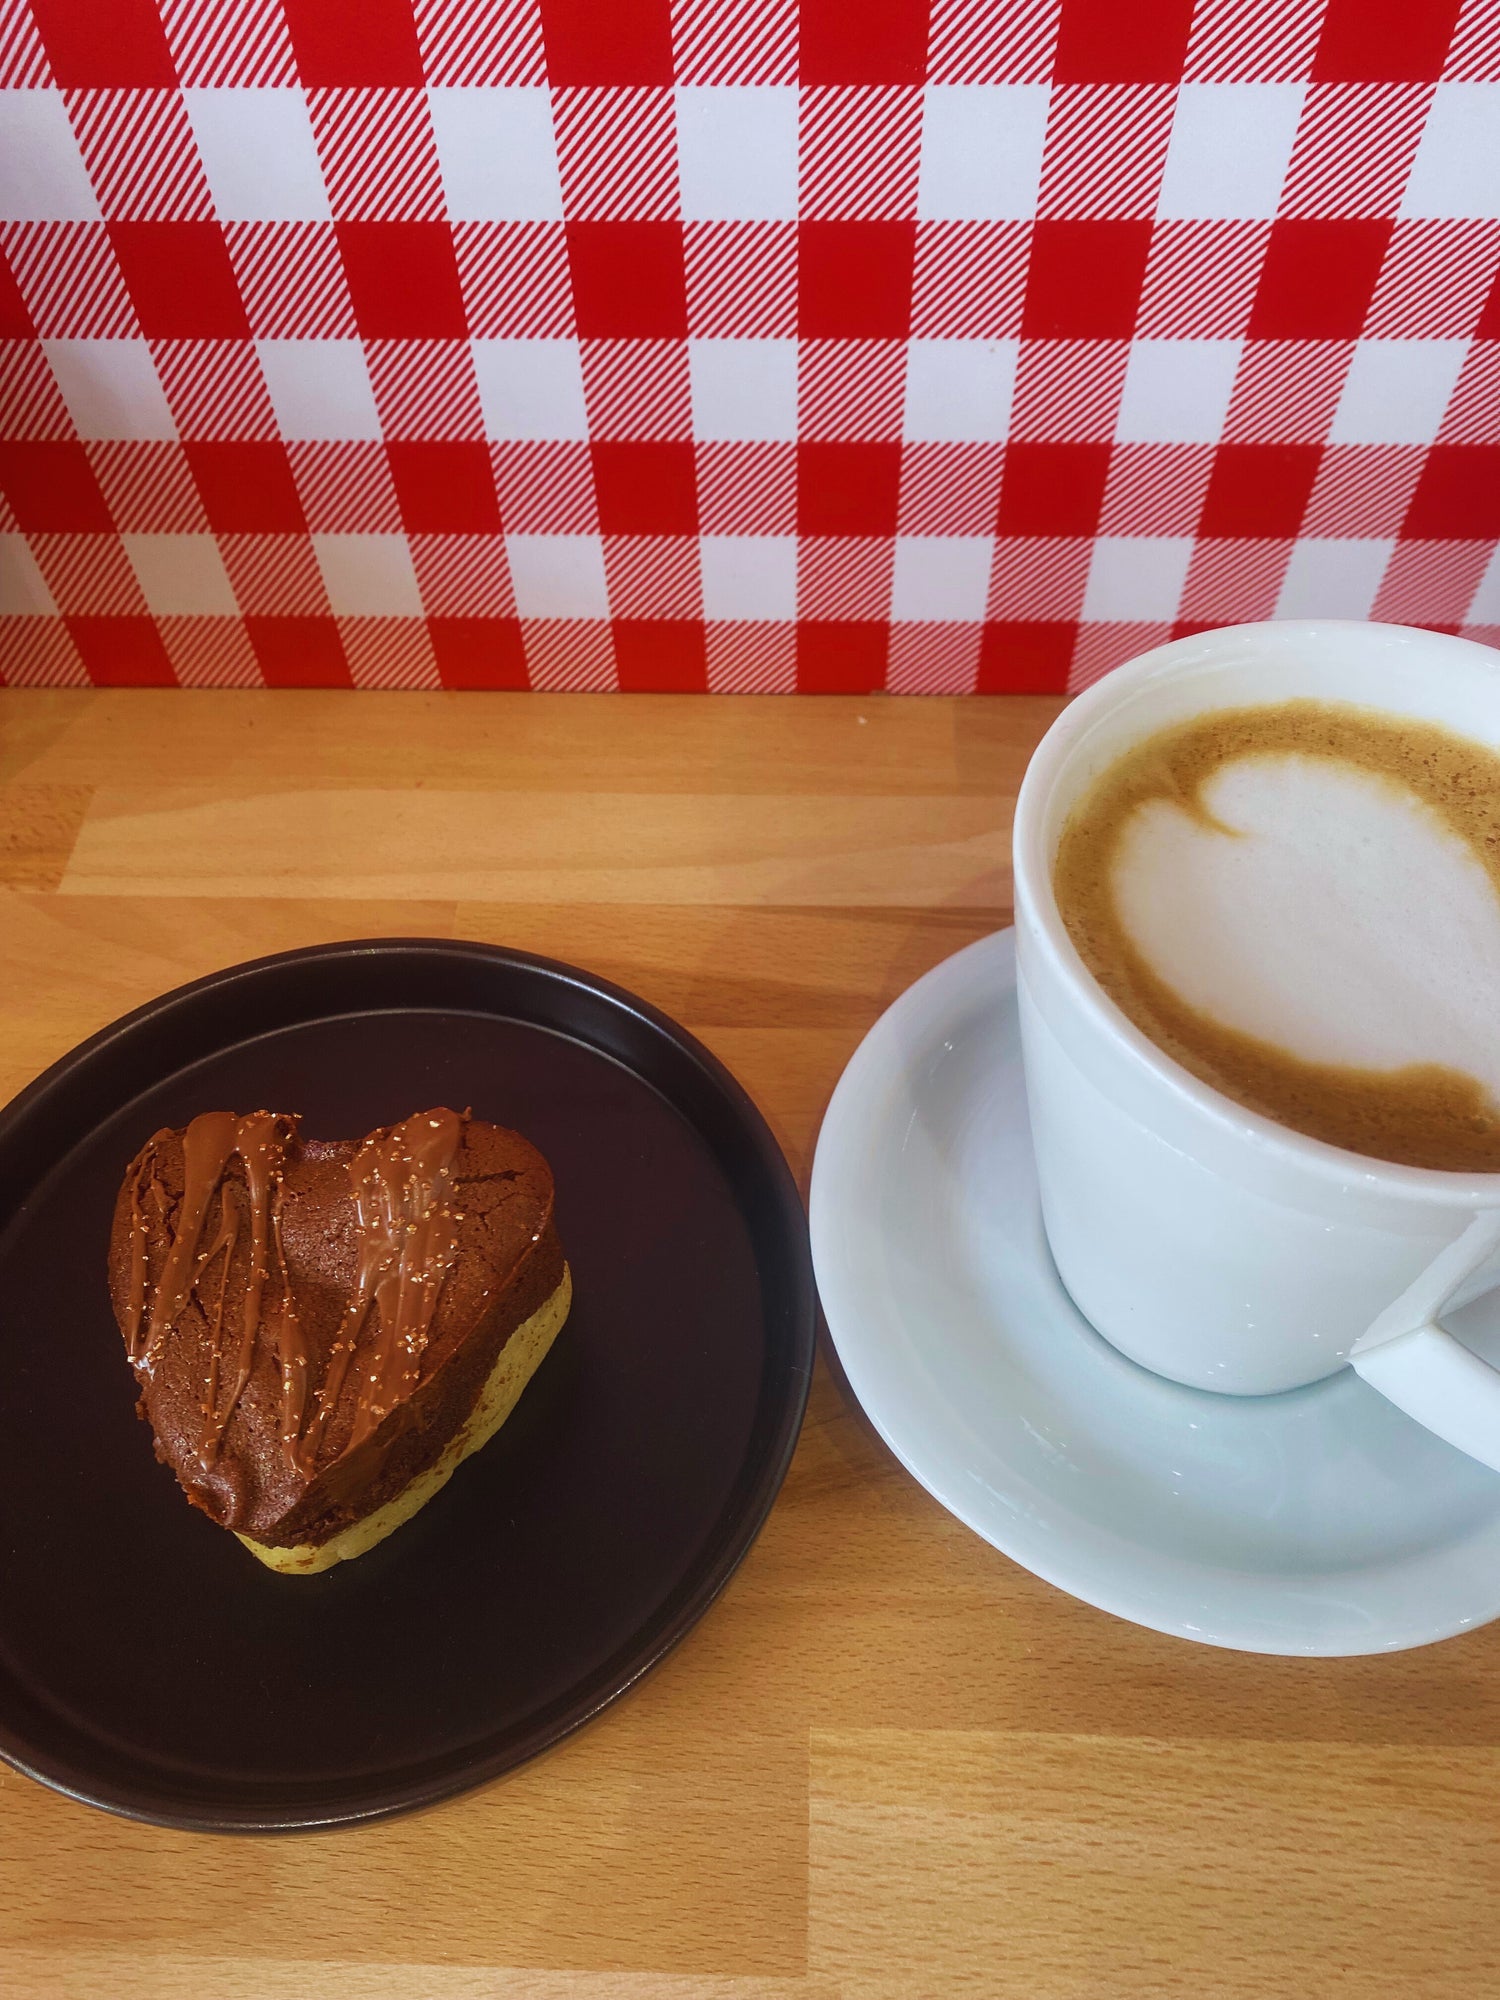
(1111, 754), (1500, 1100)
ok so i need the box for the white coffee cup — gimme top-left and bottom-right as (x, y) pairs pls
(1012, 619), (1500, 1472)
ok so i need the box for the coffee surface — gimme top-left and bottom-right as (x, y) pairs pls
(1052, 700), (1500, 1171)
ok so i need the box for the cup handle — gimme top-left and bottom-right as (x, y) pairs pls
(1351, 1210), (1500, 1474)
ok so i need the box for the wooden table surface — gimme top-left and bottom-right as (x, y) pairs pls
(2, 691), (1497, 2000)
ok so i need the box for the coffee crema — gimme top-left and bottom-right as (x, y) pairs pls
(1052, 699), (1500, 1172)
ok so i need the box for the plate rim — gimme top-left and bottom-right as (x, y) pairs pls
(809, 929), (1500, 1658)
(0, 936), (816, 1832)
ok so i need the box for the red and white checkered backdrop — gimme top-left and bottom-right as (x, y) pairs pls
(0, 0), (1497, 692)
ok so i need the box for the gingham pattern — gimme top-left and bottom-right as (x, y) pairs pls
(0, 0), (1497, 692)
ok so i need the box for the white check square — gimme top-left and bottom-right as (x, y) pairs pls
(43, 340), (177, 440)
(504, 534), (610, 618)
(312, 534), (425, 617)
(689, 340), (797, 441)
(1401, 86), (1500, 220)
(472, 339), (589, 441)
(917, 86), (1049, 222)
(903, 340), (1017, 442)
(0, 536), (59, 616)
(428, 87), (565, 222)
(122, 534), (240, 616)
(1082, 537), (1194, 621)
(699, 536), (796, 619)
(1275, 539), (1395, 619)
(256, 340), (383, 442)
(891, 537), (993, 621)
(675, 87), (797, 221)
(1114, 340), (1242, 444)
(0, 91), (100, 221)
(184, 89), (331, 223)
(1329, 341), (1468, 446)
(1156, 85), (1304, 221)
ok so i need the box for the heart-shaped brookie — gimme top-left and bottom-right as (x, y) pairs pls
(109, 1108), (567, 1569)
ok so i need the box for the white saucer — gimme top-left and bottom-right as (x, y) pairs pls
(810, 932), (1500, 1655)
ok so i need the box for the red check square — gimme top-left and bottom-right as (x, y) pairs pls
(0, 254), (34, 338)
(282, 0), (425, 85)
(1198, 444), (1322, 538)
(1402, 448), (1500, 538)
(186, 442), (308, 534)
(337, 224), (469, 339)
(1022, 222), (1152, 340)
(244, 616), (353, 687)
(613, 619), (709, 690)
(386, 442), (502, 533)
(592, 442), (699, 534)
(796, 620), (889, 692)
(67, 615), (176, 685)
(799, 223), (915, 340)
(1053, 0), (1194, 83)
(1248, 222), (1393, 342)
(798, 443), (902, 536)
(427, 617), (530, 689)
(108, 224), (250, 340)
(799, 0), (929, 83)
(567, 223), (688, 338)
(28, 0), (175, 86)
(0, 442), (113, 532)
(977, 621), (1078, 694)
(538, 0), (675, 84)
(996, 443), (1112, 537)
(1311, 0), (1462, 81)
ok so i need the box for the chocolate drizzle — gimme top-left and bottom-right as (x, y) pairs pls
(127, 1105), (472, 1483)
(269, 1192), (309, 1461)
(126, 1109), (307, 1469)
(298, 1109), (464, 1470)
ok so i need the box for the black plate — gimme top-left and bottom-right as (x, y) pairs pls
(0, 940), (815, 1831)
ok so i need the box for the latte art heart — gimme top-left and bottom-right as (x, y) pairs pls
(1053, 700), (1500, 1172)
(1113, 755), (1500, 1102)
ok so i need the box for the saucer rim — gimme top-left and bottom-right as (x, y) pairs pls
(810, 930), (1500, 1657)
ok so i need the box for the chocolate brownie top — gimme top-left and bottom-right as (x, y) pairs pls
(108, 1109), (563, 1545)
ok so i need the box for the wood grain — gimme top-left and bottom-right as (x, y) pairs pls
(1, 689), (1497, 2000)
